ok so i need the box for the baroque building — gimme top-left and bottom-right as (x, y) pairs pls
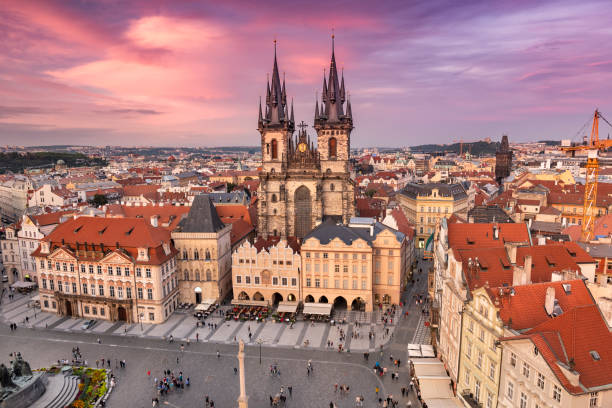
(257, 39), (355, 239)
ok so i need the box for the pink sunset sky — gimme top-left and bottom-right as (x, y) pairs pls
(1, 0), (612, 147)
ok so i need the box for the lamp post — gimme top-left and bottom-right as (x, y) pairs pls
(139, 312), (144, 331)
(257, 338), (264, 365)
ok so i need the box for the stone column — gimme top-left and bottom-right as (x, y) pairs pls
(237, 340), (248, 408)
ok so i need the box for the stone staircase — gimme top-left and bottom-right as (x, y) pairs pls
(31, 371), (81, 408)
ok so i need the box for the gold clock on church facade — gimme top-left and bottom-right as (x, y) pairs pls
(298, 142), (307, 152)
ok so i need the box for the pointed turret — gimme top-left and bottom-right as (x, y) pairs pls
(314, 97), (320, 121)
(260, 40), (293, 131)
(346, 97), (352, 120)
(258, 97), (263, 128)
(340, 69), (346, 104)
(290, 98), (295, 124)
(314, 34), (351, 128)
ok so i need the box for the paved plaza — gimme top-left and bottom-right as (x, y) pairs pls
(0, 294), (405, 352)
(0, 259), (433, 408)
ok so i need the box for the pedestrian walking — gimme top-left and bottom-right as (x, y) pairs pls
(234, 367), (238, 375)
(217, 350), (220, 358)
(288, 385), (292, 397)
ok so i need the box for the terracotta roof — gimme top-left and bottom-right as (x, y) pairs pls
(30, 210), (77, 226)
(228, 219), (253, 246)
(455, 247), (513, 290)
(516, 245), (582, 282)
(253, 236), (300, 254)
(563, 213), (612, 241)
(105, 204), (190, 231)
(517, 198), (540, 206)
(448, 223), (530, 249)
(388, 207), (415, 239)
(490, 279), (594, 331)
(540, 206), (562, 215)
(32, 216), (176, 265)
(123, 184), (159, 197)
(524, 305), (612, 393)
(215, 204), (253, 226)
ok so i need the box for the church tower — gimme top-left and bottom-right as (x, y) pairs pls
(257, 38), (355, 239)
(313, 35), (355, 224)
(257, 43), (296, 238)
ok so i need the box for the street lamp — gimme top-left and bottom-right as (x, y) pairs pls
(256, 338), (264, 364)
(139, 312), (144, 331)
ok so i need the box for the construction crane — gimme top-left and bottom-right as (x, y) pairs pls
(561, 109), (612, 241)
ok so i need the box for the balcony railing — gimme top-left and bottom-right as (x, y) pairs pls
(461, 391), (483, 408)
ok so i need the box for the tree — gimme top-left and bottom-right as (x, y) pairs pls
(226, 182), (237, 192)
(365, 189), (376, 198)
(91, 194), (108, 207)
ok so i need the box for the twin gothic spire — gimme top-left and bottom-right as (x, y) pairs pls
(259, 36), (352, 132)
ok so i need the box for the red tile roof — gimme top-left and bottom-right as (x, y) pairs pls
(123, 184), (159, 197)
(253, 236), (301, 254)
(215, 205), (254, 226)
(32, 216), (176, 265)
(388, 207), (415, 240)
(30, 210), (77, 226)
(105, 204), (190, 231)
(516, 245), (582, 282)
(227, 219), (254, 247)
(455, 247), (513, 290)
(490, 279), (594, 331)
(448, 223), (530, 249)
(563, 213), (612, 241)
(524, 305), (612, 393)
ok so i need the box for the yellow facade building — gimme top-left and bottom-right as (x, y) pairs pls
(300, 218), (408, 311)
(398, 183), (469, 247)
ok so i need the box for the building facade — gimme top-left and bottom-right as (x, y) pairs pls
(1, 225), (21, 283)
(232, 237), (301, 304)
(33, 217), (179, 324)
(398, 183), (469, 247)
(257, 41), (355, 239)
(172, 195), (233, 305)
(300, 218), (408, 312)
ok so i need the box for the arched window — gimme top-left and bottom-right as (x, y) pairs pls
(273, 209), (277, 215)
(193, 249), (199, 260)
(206, 270), (212, 281)
(184, 271), (189, 281)
(266, 143), (270, 154)
(271, 194), (277, 203)
(330, 183), (335, 191)
(205, 250), (211, 260)
(273, 229), (278, 237)
(271, 139), (278, 159)
(329, 137), (337, 158)
(195, 271), (201, 281)
(182, 250), (188, 260)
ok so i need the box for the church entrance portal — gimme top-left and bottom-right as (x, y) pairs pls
(117, 306), (127, 321)
(65, 300), (72, 317)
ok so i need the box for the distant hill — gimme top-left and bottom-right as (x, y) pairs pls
(0, 152), (106, 174)
(412, 141), (500, 156)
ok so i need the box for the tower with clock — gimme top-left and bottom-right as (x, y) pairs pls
(257, 38), (355, 239)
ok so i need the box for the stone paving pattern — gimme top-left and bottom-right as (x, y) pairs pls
(0, 259), (433, 408)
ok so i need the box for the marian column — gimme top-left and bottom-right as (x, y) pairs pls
(237, 340), (249, 408)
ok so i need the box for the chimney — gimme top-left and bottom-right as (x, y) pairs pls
(370, 225), (374, 236)
(150, 215), (158, 227)
(538, 236), (546, 245)
(545, 286), (555, 315)
(506, 244), (518, 264)
(524, 255), (532, 284)
(493, 224), (499, 240)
